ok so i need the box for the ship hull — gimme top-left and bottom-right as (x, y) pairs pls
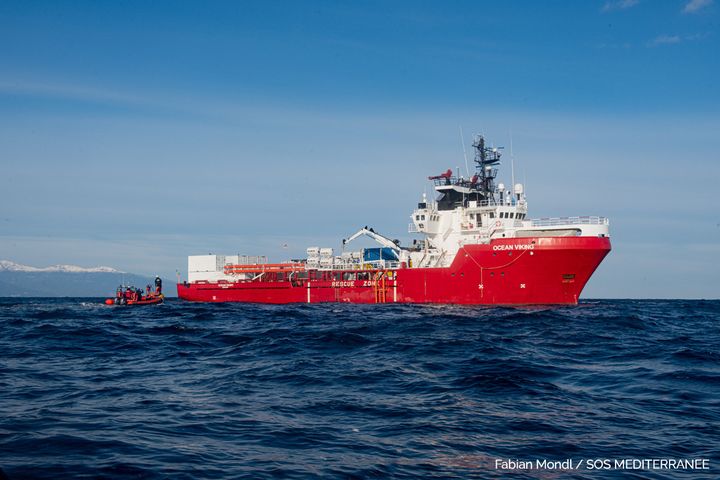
(177, 237), (610, 305)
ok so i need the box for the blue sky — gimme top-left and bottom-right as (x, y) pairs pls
(1, 0), (718, 298)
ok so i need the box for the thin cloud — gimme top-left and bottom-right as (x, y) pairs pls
(0, 80), (147, 106)
(647, 34), (682, 46)
(602, 0), (640, 12)
(646, 32), (709, 47)
(683, 0), (713, 13)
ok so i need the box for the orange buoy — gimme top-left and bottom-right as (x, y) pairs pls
(104, 299), (114, 305)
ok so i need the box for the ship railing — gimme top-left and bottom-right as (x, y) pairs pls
(370, 260), (400, 270)
(529, 216), (608, 227)
(408, 222), (419, 233)
(315, 260), (402, 271)
(432, 173), (498, 188)
(432, 177), (482, 188)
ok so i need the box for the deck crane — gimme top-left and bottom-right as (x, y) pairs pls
(342, 227), (400, 252)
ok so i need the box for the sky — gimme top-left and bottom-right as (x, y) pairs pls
(0, 0), (718, 298)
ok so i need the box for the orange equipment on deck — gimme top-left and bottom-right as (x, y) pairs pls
(223, 263), (306, 275)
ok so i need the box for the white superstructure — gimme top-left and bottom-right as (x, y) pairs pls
(406, 135), (608, 267)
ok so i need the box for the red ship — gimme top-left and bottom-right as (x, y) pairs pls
(177, 135), (610, 305)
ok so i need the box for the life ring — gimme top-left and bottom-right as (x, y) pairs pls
(495, 220), (501, 227)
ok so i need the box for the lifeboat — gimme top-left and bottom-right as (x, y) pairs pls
(104, 294), (164, 306)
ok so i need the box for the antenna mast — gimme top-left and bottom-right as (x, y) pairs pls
(472, 134), (502, 201)
(510, 132), (515, 205)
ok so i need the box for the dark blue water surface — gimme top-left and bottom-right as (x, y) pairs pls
(1, 299), (719, 479)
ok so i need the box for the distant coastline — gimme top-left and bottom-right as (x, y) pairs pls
(0, 260), (164, 297)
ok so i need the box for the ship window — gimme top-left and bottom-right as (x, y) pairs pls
(490, 212), (495, 218)
(415, 215), (420, 220)
(510, 213), (514, 219)
(421, 215), (426, 220)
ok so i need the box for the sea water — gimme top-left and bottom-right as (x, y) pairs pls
(1, 299), (718, 479)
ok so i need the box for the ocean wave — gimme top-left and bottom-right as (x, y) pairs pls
(0, 298), (718, 479)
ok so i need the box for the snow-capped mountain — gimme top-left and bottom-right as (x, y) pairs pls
(0, 260), (123, 273)
(0, 260), (163, 297)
